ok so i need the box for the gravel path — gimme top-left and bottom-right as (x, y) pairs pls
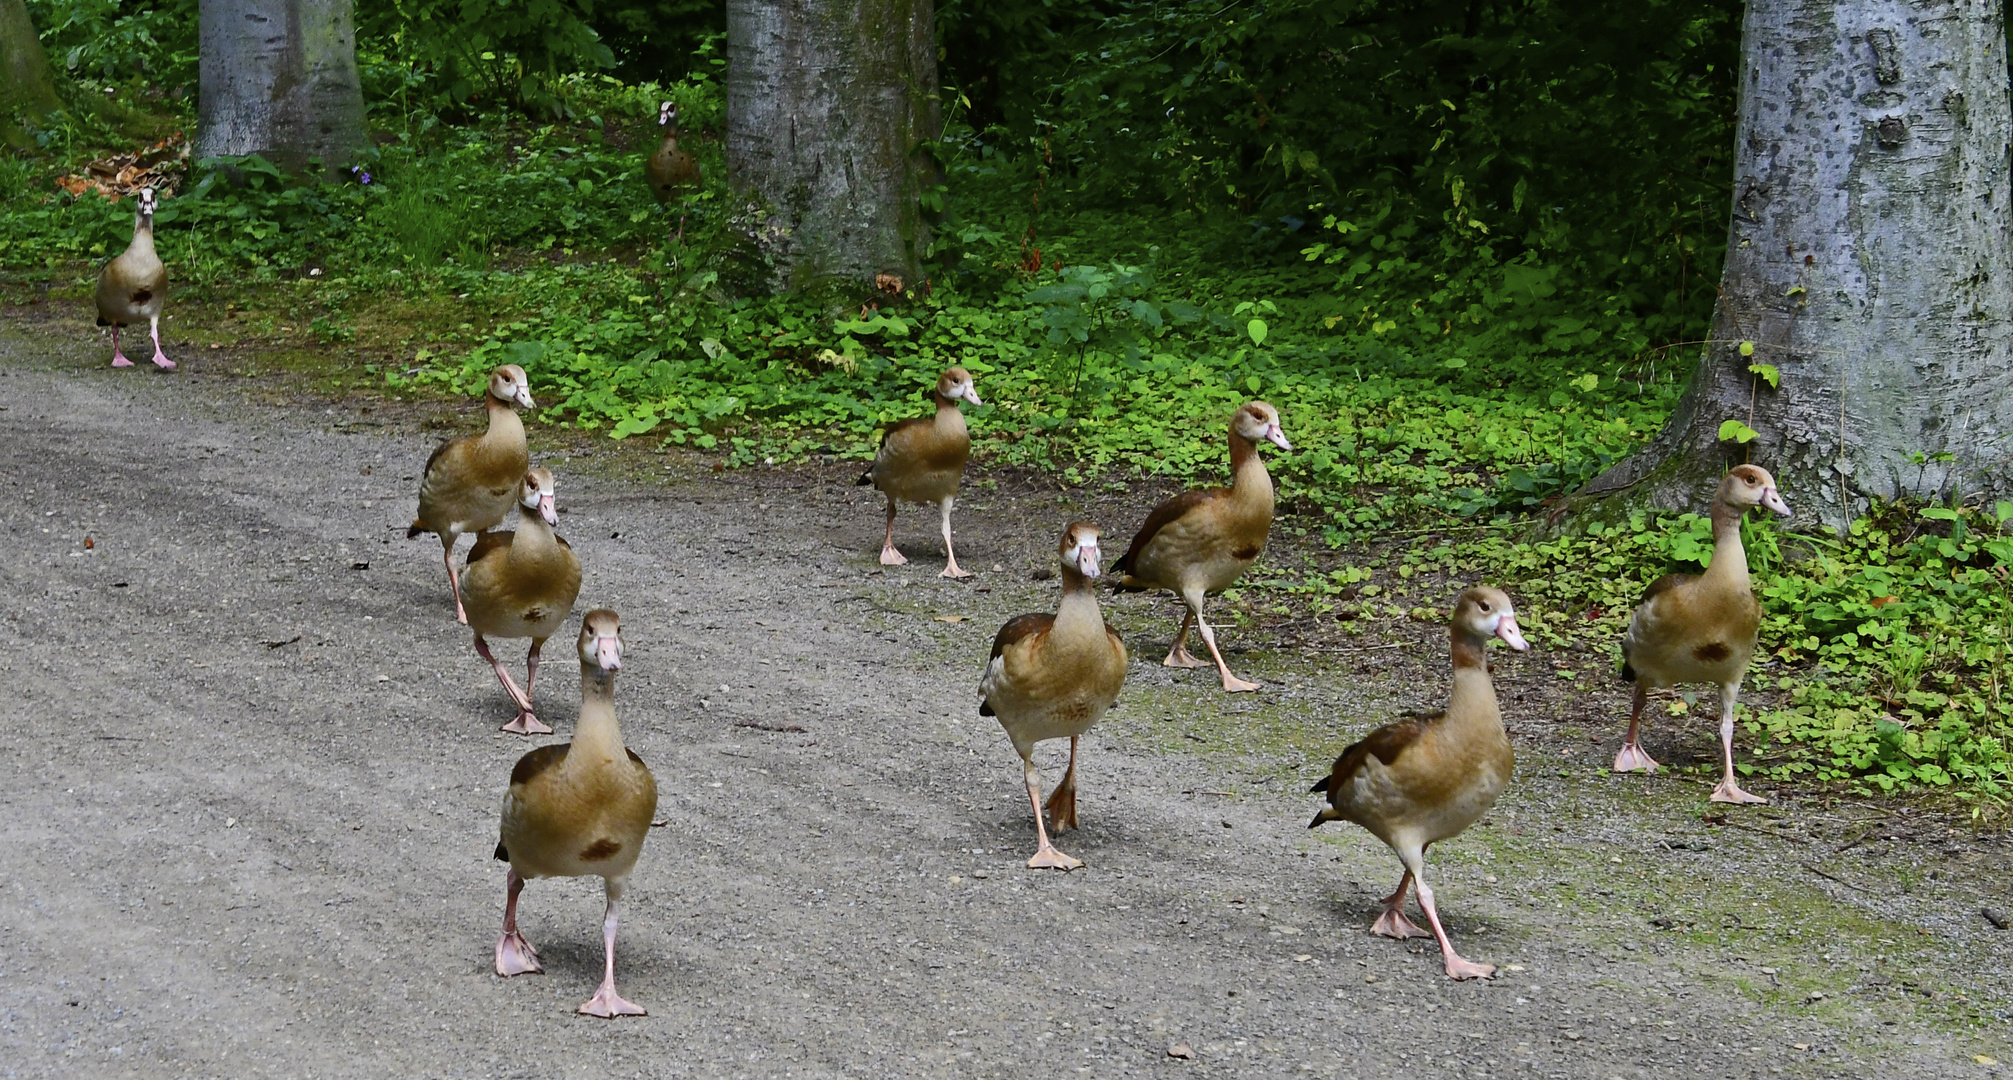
(0, 332), (2004, 1079)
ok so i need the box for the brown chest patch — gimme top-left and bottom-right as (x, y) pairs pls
(1231, 545), (1261, 561)
(130, 289), (153, 304)
(521, 607), (547, 622)
(1693, 642), (1732, 663)
(579, 838), (622, 862)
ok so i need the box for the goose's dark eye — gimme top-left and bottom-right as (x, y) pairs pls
(1478, 602), (1491, 612)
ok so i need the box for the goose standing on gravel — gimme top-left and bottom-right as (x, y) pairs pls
(408, 365), (534, 623)
(980, 522), (1127, 869)
(857, 366), (983, 578)
(1309, 586), (1528, 980)
(94, 187), (172, 370)
(494, 609), (658, 1017)
(1613, 464), (1791, 804)
(1111, 401), (1290, 691)
(461, 468), (582, 734)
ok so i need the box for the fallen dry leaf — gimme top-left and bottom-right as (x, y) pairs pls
(1166, 1043), (1194, 1060)
(933, 614), (967, 622)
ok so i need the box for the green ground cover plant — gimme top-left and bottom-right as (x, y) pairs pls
(5, 4), (2010, 802)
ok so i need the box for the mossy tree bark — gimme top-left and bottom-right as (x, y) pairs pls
(197, 0), (365, 174)
(1, 0), (64, 146)
(1577, 0), (2013, 530)
(725, 0), (940, 297)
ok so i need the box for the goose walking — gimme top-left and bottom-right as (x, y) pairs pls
(857, 367), (983, 578)
(494, 610), (658, 1017)
(980, 522), (1127, 869)
(461, 468), (582, 734)
(408, 365), (534, 623)
(1111, 402), (1290, 691)
(1309, 586), (1528, 980)
(1614, 464), (1791, 804)
(95, 187), (172, 370)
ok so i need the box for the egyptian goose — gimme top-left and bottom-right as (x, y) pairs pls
(1309, 586), (1528, 980)
(493, 609), (658, 1017)
(1111, 401), (1290, 691)
(856, 366), (983, 578)
(979, 522), (1127, 869)
(1614, 464), (1792, 804)
(644, 102), (700, 240)
(460, 468), (582, 734)
(94, 187), (172, 370)
(407, 365), (535, 623)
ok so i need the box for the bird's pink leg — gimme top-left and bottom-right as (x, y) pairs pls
(110, 326), (133, 367)
(1369, 870), (1431, 940)
(1162, 609), (1206, 668)
(475, 634), (549, 734)
(879, 496), (908, 565)
(1022, 757), (1082, 870)
(1710, 683), (1766, 804)
(494, 868), (542, 976)
(440, 533), (468, 624)
(148, 315), (174, 369)
(1405, 855), (1494, 980)
(1613, 682), (1659, 773)
(1190, 605), (1259, 692)
(579, 887), (646, 1017)
(1045, 735), (1080, 832)
(502, 638), (552, 734)
(938, 497), (973, 578)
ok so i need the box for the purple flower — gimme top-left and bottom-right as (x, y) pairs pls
(350, 166), (373, 185)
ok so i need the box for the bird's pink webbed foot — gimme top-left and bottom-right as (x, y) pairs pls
(1162, 642), (1206, 669)
(939, 559), (973, 579)
(495, 929), (542, 976)
(1026, 843), (1084, 871)
(1220, 673), (1261, 693)
(579, 980), (647, 1018)
(1442, 955), (1497, 981)
(501, 710), (552, 735)
(879, 544), (909, 566)
(1613, 742), (1659, 773)
(1711, 777), (1767, 804)
(111, 354), (134, 368)
(149, 323), (174, 369)
(1370, 906), (1432, 940)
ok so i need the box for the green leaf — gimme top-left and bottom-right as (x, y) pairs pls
(1245, 375), (1262, 393)
(1569, 373), (1599, 393)
(1718, 419), (1759, 444)
(1748, 363), (1780, 388)
(1246, 318), (1268, 346)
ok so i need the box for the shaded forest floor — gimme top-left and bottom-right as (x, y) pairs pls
(2, 308), (2011, 1078)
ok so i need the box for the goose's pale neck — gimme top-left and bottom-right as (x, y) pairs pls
(1705, 498), (1751, 591)
(573, 665), (625, 759)
(128, 220), (157, 258)
(1054, 577), (1104, 635)
(1446, 630), (1502, 729)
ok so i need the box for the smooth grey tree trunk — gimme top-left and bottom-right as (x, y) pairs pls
(725, 0), (940, 296)
(1577, 0), (2013, 529)
(1, 0), (63, 145)
(197, 0), (365, 173)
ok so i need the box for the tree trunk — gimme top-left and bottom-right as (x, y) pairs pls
(1577, 0), (2013, 530)
(1, 0), (63, 146)
(725, 0), (940, 297)
(197, 0), (365, 173)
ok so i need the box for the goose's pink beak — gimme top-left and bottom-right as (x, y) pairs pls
(593, 635), (622, 672)
(1762, 487), (1791, 517)
(1076, 543), (1101, 579)
(1266, 424), (1292, 451)
(1496, 615), (1529, 651)
(538, 493), (556, 525)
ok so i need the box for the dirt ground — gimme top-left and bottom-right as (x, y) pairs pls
(2, 323), (2011, 1079)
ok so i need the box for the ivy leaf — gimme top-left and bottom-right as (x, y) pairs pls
(1738, 341), (1755, 357)
(1246, 318), (1268, 346)
(1570, 373), (1599, 393)
(1718, 419), (1759, 444)
(1748, 363), (1780, 388)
